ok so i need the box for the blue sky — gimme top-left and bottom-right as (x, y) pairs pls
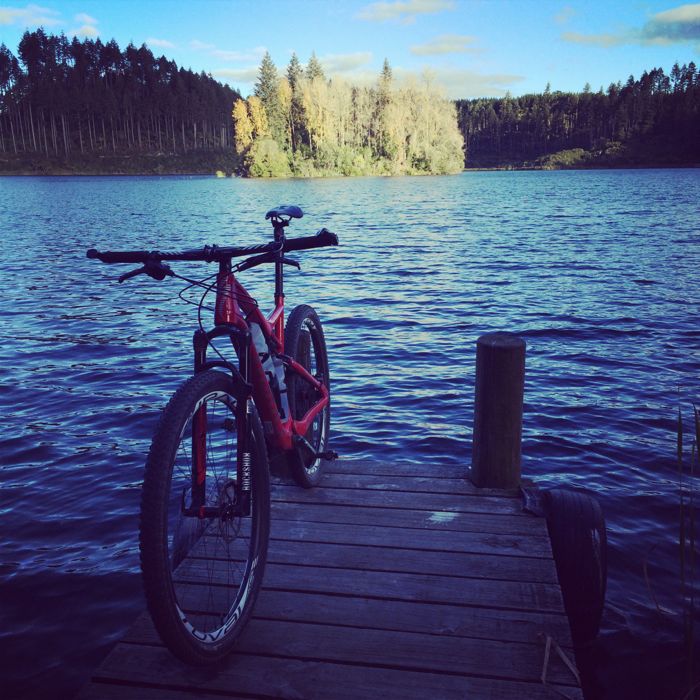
(1, 1), (698, 98)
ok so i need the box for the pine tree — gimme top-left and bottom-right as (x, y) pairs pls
(306, 52), (325, 81)
(254, 51), (284, 143)
(375, 58), (393, 158)
(255, 52), (278, 107)
(287, 53), (307, 151)
(287, 53), (303, 91)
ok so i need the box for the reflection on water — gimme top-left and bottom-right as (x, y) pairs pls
(1, 170), (699, 699)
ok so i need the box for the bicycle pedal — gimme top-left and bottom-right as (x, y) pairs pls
(317, 450), (338, 461)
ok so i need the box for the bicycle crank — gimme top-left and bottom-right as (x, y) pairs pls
(294, 434), (338, 462)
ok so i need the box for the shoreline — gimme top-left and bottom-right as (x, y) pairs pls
(1, 153), (698, 177)
(464, 161), (700, 172)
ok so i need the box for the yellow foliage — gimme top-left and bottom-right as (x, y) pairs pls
(247, 96), (268, 138)
(278, 78), (292, 113)
(232, 100), (253, 153)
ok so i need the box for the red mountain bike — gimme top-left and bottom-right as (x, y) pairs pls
(87, 205), (338, 664)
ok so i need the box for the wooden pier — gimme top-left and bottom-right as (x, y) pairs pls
(78, 459), (582, 699)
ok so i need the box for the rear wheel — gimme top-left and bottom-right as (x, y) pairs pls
(285, 304), (331, 488)
(139, 370), (270, 665)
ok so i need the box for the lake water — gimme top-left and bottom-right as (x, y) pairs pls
(1, 170), (699, 699)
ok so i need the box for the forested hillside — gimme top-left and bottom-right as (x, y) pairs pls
(1, 29), (698, 174)
(457, 64), (700, 168)
(0, 29), (238, 171)
(233, 53), (464, 176)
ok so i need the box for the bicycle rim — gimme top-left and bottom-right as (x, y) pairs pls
(141, 371), (269, 663)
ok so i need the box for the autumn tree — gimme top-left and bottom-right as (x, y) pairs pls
(232, 98), (252, 152)
(234, 54), (465, 176)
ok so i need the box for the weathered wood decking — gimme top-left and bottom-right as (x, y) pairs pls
(78, 461), (582, 699)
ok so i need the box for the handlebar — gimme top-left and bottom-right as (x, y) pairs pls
(86, 228), (338, 265)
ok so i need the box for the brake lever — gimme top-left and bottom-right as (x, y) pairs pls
(118, 266), (146, 283)
(118, 260), (173, 283)
(282, 256), (300, 270)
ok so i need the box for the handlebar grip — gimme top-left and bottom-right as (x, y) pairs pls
(86, 249), (152, 263)
(284, 228), (338, 253)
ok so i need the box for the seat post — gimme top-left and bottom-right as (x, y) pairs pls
(272, 218), (288, 343)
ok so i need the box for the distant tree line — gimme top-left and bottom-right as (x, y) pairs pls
(457, 63), (700, 167)
(2, 29), (697, 173)
(232, 53), (464, 176)
(0, 29), (238, 158)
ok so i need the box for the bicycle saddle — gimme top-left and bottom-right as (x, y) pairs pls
(265, 205), (303, 220)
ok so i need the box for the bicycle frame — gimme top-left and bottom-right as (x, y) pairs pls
(189, 251), (329, 513)
(212, 261), (329, 452)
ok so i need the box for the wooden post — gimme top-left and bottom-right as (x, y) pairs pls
(470, 332), (526, 489)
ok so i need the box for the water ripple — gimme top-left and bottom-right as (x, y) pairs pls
(1, 170), (699, 699)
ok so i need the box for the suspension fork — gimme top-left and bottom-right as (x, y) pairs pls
(191, 329), (208, 513)
(190, 315), (253, 516)
(236, 328), (252, 517)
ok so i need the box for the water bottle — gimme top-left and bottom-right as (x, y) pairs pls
(249, 323), (289, 420)
(271, 356), (290, 420)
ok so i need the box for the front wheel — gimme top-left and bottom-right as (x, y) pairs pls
(139, 370), (270, 665)
(285, 304), (331, 488)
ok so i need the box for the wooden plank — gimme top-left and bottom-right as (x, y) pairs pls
(322, 461), (520, 497)
(236, 619), (580, 686)
(325, 459), (470, 480)
(126, 589), (571, 647)
(117, 617), (578, 686)
(271, 500), (545, 535)
(312, 471), (521, 497)
(174, 561), (566, 613)
(89, 643), (583, 699)
(251, 589), (573, 646)
(264, 539), (559, 583)
(271, 484), (526, 515)
(258, 589), (572, 645)
(268, 517), (553, 558)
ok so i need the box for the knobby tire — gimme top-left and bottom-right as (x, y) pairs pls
(285, 304), (331, 488)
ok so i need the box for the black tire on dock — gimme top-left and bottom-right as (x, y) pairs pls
(544, 488), (607, 646)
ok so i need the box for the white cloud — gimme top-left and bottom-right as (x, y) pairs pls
(561, 30), (626, 47)
(190, 39), (266, 64)
(642, 2), (700, 42)
(319, 52), (373, 72)
(68, 11), (99, 39)
(72, 23), (98, 38)
(358, 0), (454, 24)
(146, 37), (175, 49)
(212, 46), (266, 62)
(410, 34), (480, 55)
(213, 66), (259, 84)
(0, 3), (60, 26)
(398, 65), (524, 99)
(562, 2), (700, 48)
(74, 12), (97, 25)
